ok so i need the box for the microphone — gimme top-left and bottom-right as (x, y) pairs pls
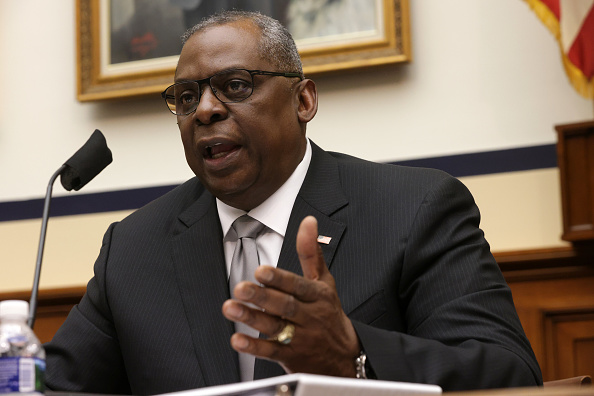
(28, 129), (112, 328)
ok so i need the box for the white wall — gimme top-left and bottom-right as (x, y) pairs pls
(0, 0), (592, 292)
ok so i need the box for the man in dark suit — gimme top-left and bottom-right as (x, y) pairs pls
(45, 10), (542, 395)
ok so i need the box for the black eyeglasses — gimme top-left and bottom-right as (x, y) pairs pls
(161, 68), (303, 115)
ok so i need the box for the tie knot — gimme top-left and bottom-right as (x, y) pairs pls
(232, 215), (265, 239)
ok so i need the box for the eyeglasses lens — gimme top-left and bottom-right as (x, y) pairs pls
(164, 69), (255, 115)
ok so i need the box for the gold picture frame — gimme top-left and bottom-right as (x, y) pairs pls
(76, 0), (411, 102)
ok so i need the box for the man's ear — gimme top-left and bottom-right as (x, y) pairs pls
(296, 79), (318, 123)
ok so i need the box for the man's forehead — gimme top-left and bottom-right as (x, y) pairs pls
(175, 24), (265, 80)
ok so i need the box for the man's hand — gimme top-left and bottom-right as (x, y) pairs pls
(222, 216), (361, 377)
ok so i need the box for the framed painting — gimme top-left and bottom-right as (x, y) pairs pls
(76, 0), (411, 101)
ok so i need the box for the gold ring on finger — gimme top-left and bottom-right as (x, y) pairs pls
(271, 322), (295, 345)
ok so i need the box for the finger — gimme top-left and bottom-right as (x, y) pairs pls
(296, 216), (327, 281)
(254, 266), (321, 303)
(222, 299), (288, 337)
(229, 333), (290, 366)
(232, 279), (303, 319)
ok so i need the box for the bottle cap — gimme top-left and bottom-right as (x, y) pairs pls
(0, 300), (29, 319)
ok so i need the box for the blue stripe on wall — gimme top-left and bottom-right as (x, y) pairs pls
(0, 144), (557, 222)
(391, 144), (557, 178)
(0, 185), (178, 222)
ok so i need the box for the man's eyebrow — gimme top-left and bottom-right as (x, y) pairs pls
(174, 68), (248, 82)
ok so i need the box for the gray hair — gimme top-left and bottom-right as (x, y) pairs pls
(181, 10), (303, 78)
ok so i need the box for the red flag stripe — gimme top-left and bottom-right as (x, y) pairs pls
(566, 5), (594, 79)
(542, 0), (560, 19)
(524, 0), (594, 98)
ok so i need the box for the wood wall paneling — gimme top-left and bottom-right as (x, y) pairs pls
(556, 121), (594, 242)
(545, 311), (594, 381)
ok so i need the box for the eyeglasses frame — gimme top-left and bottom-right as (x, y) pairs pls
(161, 69), (303, 116)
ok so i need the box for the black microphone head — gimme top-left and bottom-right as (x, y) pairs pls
(60, 129), (113, 191)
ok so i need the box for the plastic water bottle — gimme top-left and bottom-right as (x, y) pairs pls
(0, 301), (45, 395)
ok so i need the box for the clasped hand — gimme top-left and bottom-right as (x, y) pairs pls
(222, 216), (361, 377)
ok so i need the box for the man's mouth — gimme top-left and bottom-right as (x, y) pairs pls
(204, 143), (240, 159)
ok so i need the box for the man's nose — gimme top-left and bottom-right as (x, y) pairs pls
(193, 85), (227, 124)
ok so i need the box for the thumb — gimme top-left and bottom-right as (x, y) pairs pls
(296, 216), (327, 280)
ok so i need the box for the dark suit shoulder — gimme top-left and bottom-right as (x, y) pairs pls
(329, 150), (450, 179)
(327, 150), (461, 201)
(116, 177), (205, 230)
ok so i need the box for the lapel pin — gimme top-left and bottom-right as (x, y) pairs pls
(317, 235), (332, 245)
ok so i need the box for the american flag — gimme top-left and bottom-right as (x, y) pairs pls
(317, 235), (332, 245)
(524, 0), (594, 98)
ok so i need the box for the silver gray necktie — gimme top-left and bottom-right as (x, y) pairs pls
(229, 215), (265, 381)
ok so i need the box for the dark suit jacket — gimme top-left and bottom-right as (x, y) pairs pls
(45, 142), (542, 394)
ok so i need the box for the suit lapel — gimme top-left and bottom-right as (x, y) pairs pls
(254, 142), (349, 379)
(280, 142), (349, 274)
(171, 189), (240, 386)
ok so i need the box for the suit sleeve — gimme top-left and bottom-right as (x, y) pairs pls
(352, 175), (542, 391)
(44, 222), (132, 394)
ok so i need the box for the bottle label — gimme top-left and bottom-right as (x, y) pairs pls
(0, 357), (45, 394)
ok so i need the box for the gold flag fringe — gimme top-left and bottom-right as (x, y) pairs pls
(523, 0), (594, 99)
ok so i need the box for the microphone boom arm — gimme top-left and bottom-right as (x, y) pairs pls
(27, 129), (112, 329)
(29, 164), (67, 328)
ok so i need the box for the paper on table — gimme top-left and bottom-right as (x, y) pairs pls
(159, 373), (442, 396)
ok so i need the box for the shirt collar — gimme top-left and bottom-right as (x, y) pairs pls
(217, 138), (312, 237)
